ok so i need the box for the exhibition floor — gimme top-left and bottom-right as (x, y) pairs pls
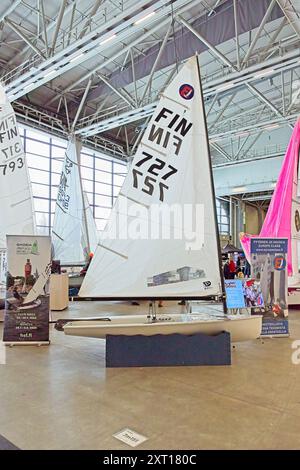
(0, 301), (300, 450)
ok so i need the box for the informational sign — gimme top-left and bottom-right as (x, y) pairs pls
(225, 280), (246, 309)
(3, 235), (51, 344)
(250, 237), (289, 337)
(113, 428), (148, 448)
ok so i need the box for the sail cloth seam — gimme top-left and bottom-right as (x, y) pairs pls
(160, 93), (190, 109)
(10, 196), (32, 208)
(97, 243), (128, 260)
(119, 192), (150, 209)
(141, 142), (168, 157)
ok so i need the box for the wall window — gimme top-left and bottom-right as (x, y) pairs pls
(20, 126), (127, 235)
(216, 198), (230, 235)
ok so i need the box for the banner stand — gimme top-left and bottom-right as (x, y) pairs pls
(3, 235), (51, 346)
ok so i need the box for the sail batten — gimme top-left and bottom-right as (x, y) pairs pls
(79, 57), (223, 299)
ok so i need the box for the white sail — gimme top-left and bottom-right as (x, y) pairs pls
(52, 136), (98, 264)
(83, 191), (98, 255)
(0, 84), (35, 249)
(79, 57), (223, 299)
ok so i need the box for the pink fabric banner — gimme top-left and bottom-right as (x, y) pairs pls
(240, 118), (300, 275)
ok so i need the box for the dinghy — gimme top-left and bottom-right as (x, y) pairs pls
(59, 56), (261, 342)
(52, 136), (98, 285)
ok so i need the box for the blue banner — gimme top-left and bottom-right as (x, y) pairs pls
(250, 237), (289, 337)
(225, 280), (246, 309)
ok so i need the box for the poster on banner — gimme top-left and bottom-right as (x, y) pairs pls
(250, 237), (289, 337)
(3, 235), (51, 344)
(225, 280), (246, 309)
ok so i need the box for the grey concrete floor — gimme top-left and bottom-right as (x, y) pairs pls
(0, 300), (300, 450)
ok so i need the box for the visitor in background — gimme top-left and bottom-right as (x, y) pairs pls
(244, 258), (251, 277)
(223, 260), (230, 279)
(228, 256), (236, 279)
(80, 252), (93, 276)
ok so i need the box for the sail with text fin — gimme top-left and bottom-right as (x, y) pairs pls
(79, 56), (223, 299)
(240, 118), (300, 278)
(0, 84), (35, 249)
(52, 136), (98, 264)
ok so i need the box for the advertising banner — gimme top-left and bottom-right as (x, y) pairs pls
(3, 235), (51, 344)
(250, 237), (289, 337)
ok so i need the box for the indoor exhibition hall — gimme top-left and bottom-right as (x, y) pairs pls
(0, 0), (300, 455)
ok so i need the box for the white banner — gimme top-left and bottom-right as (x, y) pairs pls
(3, 235), (51, 344)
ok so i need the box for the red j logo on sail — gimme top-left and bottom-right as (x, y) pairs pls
(179, 84), (194, 100)
(274, 255), (286, 271)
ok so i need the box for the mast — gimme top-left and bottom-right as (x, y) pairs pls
(76, 137), (91, 256)
(195, 55), (227, 314)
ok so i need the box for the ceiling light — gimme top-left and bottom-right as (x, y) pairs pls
(253, 69), (274, 79)
(44, 70), (56, 78)
(134, 11), (155, 25)
(70, 53), (84, 63)
(100, 34), (116, 45)
(265, 123), (280, 130)
(216, 83), (235, 93)
(233, 186), (247, 192)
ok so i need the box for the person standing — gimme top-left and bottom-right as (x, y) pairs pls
(24, 259), (32, 285)
(228, 256), (236, 279)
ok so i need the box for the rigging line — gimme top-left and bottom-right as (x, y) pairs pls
(97, 243), (128, 260)
(52, 230), (64, 241)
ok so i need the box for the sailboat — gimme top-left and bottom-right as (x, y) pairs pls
(240, 119), (300, 305)
(52, 136), (98, 286)
(59, 57), (262, 342)
(0, 83), (35, 310)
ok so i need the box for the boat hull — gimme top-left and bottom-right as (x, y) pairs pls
(68, 275), (84, 289)
(63, 314), (262, 342)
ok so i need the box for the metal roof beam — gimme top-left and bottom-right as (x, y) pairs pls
(242, 0), (276, 66)
(276, 0), (300, 38)
(0, 0), (22, 22)
(4, 17), (46, 59)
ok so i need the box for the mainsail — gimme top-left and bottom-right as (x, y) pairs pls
(240, 118), (300, 279)
(52, 136), (98, 264)
(0, 84), (35, 249)
(79, 57), (223, 299)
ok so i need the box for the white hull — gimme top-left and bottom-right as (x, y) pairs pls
(63, 313), (262, 342)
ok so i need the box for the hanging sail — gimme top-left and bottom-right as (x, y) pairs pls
(83, 192), (98, 255)
(0, 84), (35, 249)
(240, 119), (300, 278)
(79, 57), (223, 299)
(52, 136), (98, 264)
